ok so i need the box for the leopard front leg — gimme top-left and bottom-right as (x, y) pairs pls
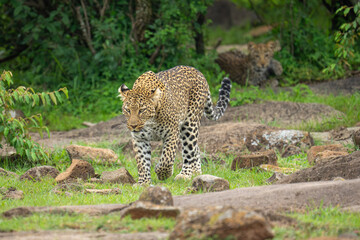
(155, 133), (178, 181)
(175, 120), (201, 180)
(132, 138), (152, 185)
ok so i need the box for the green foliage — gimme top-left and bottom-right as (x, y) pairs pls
(324, 2), (360, 75)
(0, 0), (216, 126)
(0, 70), (67, 164)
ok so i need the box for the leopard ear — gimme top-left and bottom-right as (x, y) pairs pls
(150, 88), (162, 105)
(248, 42), (256, 51)
(267, 40), (281, 52)
(118, 84), (130, 101)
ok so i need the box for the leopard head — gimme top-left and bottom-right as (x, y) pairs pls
(118, 71), (162, 132)
(248, 41), (279, 72)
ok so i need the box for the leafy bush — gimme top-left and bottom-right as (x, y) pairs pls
(324, 2), (360, 75)
(0, 70), (68, 164)
(0, 0), (218, 128)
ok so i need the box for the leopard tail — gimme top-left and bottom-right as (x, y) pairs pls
(204, 77), (231, 121)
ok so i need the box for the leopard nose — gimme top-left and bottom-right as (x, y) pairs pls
(129, 124), (138, 130)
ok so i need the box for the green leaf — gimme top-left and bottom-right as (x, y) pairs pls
(32, 94), (39, 107)
(4, 127), (9, 137)
(49, 92), (57, 105)
(61, 88), (69, 98)
(344, 7), (350, 16)
(355, 4), (359, 14)
(54, 91), (63, 103)
(31, 151), (37, 161)
(40, 93), (46, 105)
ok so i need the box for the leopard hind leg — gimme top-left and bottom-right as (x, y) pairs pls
(175, 119), (201, 180)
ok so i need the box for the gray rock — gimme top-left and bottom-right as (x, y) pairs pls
(139, 186), (173, 206)
(85, 188), (121, 195)
(0, 167), (18, 178)
(191, 174), (230, 193)
(101, 167), (135, 185)
(120, 201), (180, 220)
(170, 206), (274, 240)
(2, 187), (24, 200)
(20, 166), (59, 181)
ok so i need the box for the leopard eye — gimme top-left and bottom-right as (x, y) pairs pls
(123, 107), (130, 114)
(138, 108), (146, 114)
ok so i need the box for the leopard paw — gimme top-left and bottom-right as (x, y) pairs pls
(174, 173), (191, 181)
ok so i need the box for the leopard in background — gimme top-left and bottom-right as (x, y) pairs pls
(216, 41), (283, 86)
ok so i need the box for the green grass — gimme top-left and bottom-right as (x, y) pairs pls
(274, 206), (360, 239)
(1, 141), (358, 238)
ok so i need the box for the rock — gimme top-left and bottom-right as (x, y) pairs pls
(231, 149), (277, 170)
(85, 188), (121, 195)
(307, 144), (346, 164)
(55, 159), (95, 183)
(260, 164), (295, 174)
(169, 206), (274, 240)
(66, 145), (119, 164)
(277, 151), (360, 184)
(245, 128), (314, 152)
(266, 172), (288, 184)
(330, 126), (353, 141)
(100, 167), (136, 185)
(352, 129), (360, 147)
(313, 150), (349, 165)
(2, 187), (24, 200)
(281, 144), (302, 158)
(0, 167), (18, 178)
(120, 201), (180, 220)
(138, 186), (173, 206)
(89, 177), (103, 183)
(82, 121), (96, 127)
(20, 166), (59, 181)
(190, 175), (230, 193)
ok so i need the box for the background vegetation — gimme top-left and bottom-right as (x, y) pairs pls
(1, 0), (359, 131)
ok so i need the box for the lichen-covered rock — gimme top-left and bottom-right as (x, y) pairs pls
(170, 206), (274, 240)
(232, 149), (277, 170)
(20, 166), (59, 182)
(190, 175), (230, 193)
(245, 128), (313, 152)
(120, 201), (180, 220)
(85, 188), (121, 195)
(307, 144), (346, 164)
(66, 145), (119, 164)
(138, 186), (173, 206)
(55, 159), (95, 183)
(100, 168), (135, 185)
(1, 187), (24, 200)
(0, 168), (18, 178)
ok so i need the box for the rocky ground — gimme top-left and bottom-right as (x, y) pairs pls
(1, 76), (360, 239)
